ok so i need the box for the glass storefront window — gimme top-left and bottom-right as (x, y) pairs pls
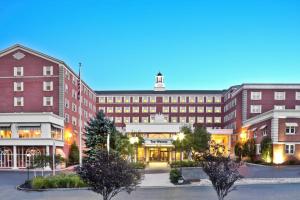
(51, 126), (63, 140)
(0, 127), (11, 138)
(18, 127), (41, 138)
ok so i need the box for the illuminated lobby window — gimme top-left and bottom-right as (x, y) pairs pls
(18, 126), (41, 138)
(0, 127), (11, 138)
(206, 117), (212, 123)
(142, 117), (149, 123)
(124, 117), (130, 124)
(197, 117), (204, 123)
(133, 117), (139, 123)
(180, 117), (186, 123)
(51, 126), (62, 140)
(189, 117), (195, 124)
(214, 117), (221, 123)
(171, 117), (177, 123)
(115, 117), (122, 123)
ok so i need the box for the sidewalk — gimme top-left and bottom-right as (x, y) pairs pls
(139, 173), (300, 188)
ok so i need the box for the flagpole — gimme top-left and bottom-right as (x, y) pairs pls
(79, 62), (83, 167)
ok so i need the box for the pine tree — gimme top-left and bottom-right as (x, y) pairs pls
(84, 110), (117, 157)
(68, 142), (79, 166)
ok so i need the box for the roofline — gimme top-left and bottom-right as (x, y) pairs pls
(95, 89), (226, 95)
(0, 44), (96, 95)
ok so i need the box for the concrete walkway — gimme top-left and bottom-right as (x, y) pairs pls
(139, 172), (300, 188)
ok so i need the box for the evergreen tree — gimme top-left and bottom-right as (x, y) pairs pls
(84, 110), (117, 157)
(68, 142), (79, 166)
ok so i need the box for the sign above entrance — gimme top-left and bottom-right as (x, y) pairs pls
(144, 138), (174, 147)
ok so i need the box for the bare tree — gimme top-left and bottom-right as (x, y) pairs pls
(77, 149), (141, 200)
(202, 153), (242, 200)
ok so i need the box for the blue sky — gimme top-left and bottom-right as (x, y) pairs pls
(1, 0), (300, 90)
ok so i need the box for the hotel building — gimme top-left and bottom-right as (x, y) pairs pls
(0, 44), (299, 168)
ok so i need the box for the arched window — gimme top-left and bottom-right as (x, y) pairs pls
(0, 148), (13, 168)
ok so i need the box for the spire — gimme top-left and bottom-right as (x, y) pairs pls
(154, 72), (165, 91)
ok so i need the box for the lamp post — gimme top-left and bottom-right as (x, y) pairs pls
(26, 153), (31, 181)
(173, 132), (185, 178)
(130, 136), (139, 163)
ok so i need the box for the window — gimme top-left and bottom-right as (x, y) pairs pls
(189, 106), (195, 113)
(150, 96), (156, 103)
(214, 117), (221, 123)
(180, 106), (186, 113)
(124, 107), (130, 113)
(262, 127), (267, 136)
(206, 106), (213, 113)
(142, 96), (149, 103)
(43, 97), (53, 106)
(65, 99), (69, 108)
(18, 126), (41, 138)
(14, 67), (23, 76)
(124, 117), (130, 124)
(115, 107), (122, 113)
(107, 97), (114, 103)
(14, 97), (24, 106)
(0, 127), (11, 138)
(43, 81), (53, 91)
(295, 105), (300, 110)
(197, 106), (204, 113)
(133, 117), (139, 123)
(206, 117), (212, 123)
(51, 126), (62, 140)
(142, 117), (149, 123)
(197, 117), (204, 123)
(274, 92), (285, 100)
(206, 96), (213, 103)
(133, 96), (139, 103)
(285, 144), (295, 154)
(72, 76), (76, 85)
(72, 89), (77, 99)
(124, 96), (131, 103)
(251, 92), (262, 100)
(171, 117), (177, 123)
(171, 106), (178, 113)
(115, 117), (122, 123)
(150, 107), (156, 113)
(115, 97), (122, 103)
(99, 107), (105, 112)
(214, 96), (221, 103)
(179, 117), (186, 123)
(71, 103), (77, 112)
(65, 113), (69, 123)
(132, 107), (139, 113)
(43, 66), (53, 76)
(72, 117), (77, 126)
(107, 107), (113, 113)
(171, 96), (178, 103)
(197, 96), (204, 103)
(274, 105), (285, 110)
(99, 97), (106, 103)
(142, 106), (149, 113)
(296, 92), (300, 100)
(65, 84), (68, 93)
(285, 123), (298, 134)
(189, 96), (196, 103)
(189, 117), (195, 124)
(162, 106), (170, 113)
(255, 144), (261, 155)
(253, 132), (257, 138)
(180, 96), (186, 103)
(163, 96), (169, 103)
(250, 105), (262, 113)
(215, 107), (221, 113)
(14, 82), (24, 92)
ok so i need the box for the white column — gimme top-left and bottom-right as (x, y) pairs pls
(11, 124), (18, 138)
(12, 146), (18, 169)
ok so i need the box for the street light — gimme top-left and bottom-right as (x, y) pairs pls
(174, 132), (185, 180)
(26, 153), (31, 181)
(130, 136), (139, 163)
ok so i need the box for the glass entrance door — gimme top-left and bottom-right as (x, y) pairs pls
(149, 148), (169, 162)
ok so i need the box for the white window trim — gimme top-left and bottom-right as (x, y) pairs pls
(285, 144), (295, 155)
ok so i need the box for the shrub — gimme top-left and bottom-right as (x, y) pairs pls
(130, 162), (146, 169)
(170, 160), (199, 168)
(169, 169), (181, 184)
(31, 174), (86, 189)
(261, 137), (273, 163)
(67, 142), (79, 166)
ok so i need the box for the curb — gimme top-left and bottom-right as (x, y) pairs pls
(16, 185), (90, 192)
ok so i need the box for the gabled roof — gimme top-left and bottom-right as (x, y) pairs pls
(0, 44), (96, 95)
